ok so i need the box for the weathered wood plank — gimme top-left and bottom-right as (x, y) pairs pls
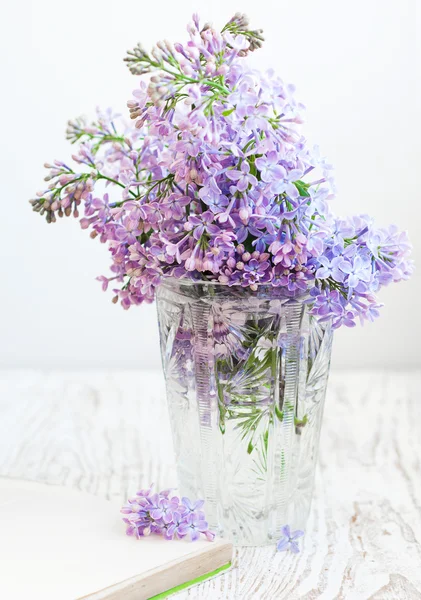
(0, 370), (420, 599)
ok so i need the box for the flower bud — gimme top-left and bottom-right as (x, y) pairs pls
(216, 64), (229, 76)
(205, 58), (216, 75)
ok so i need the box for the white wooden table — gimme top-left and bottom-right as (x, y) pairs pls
(1, 369), (420, 599)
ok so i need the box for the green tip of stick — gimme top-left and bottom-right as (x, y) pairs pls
(149, 562), (232, 599)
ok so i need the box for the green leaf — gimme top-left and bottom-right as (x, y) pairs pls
(275, 406), (284, 421)
(293, 180), (310, 197)
(263, 429), (269, 450)
(294, 414), (308, 428)
(247, 440), (254, 454)
(222, 107), (235, 117)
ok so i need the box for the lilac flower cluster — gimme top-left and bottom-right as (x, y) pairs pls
(276, 525), (304, 554)
(121, 485), (215, 541)
(30, 13), (413, 327)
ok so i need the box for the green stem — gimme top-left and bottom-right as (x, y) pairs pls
(96, 173), (137, 198)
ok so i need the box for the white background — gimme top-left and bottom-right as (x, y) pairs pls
(1, 0), (420, 369)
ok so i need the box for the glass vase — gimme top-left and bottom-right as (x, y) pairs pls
(156, 278), (333, 546)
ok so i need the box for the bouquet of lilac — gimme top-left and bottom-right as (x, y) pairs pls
(121, 485), (215, 542)
(30, 12), (412, 328)
(30, 13), (413, 545)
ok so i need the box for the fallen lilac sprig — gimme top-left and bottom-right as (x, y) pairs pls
(276, 525), (304, 554)
(121, 485), (215, 542)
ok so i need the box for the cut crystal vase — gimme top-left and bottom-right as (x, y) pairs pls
(156, 278), (333, 546)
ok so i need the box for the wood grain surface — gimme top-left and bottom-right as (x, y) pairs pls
(1, 369), (420, 599)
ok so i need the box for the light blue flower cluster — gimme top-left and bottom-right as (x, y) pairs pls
(30, 13), (413, 327)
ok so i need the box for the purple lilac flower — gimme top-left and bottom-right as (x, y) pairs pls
(241, 259), (271, 287)
(316, 256), (345, 282)
(339, 255), (372, 289)
(312, 290), (344, 319)
(181, 497), (205, 515)
(226, 161), (258, 192)
(29, 14), (412, 328)
(179, 512), (215, 542)
(255, 151), (284, 183)
(270, 166), (303, 198)
(150, 494), (180, 523)
(121, 486), (214, 542)
(276, 525), (304, 554)
(185, 211), (220, 240)
(165, 511), (187, 540)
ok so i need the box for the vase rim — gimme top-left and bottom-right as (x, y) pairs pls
(159, 275), (310, 300)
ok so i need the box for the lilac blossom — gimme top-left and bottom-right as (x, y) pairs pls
(276, 525), (304, 554)
(270, 167), (303, 198)
(179, 512), (215, 542)
(240, 258), (271, 289)
(29, 13), (413, 328)
(255, 151), (284, 183)
(181, 497), (205, 515)
(226, 161), (258, 192)
(121, 485), (214, 542)
(311, 290), (344, 320)
(165, 512), (187, 540)
(316, 256), (345, 282)
(339, 254), (372, 289)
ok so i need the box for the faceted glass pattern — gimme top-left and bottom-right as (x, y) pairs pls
(156, 279), (333, 546)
